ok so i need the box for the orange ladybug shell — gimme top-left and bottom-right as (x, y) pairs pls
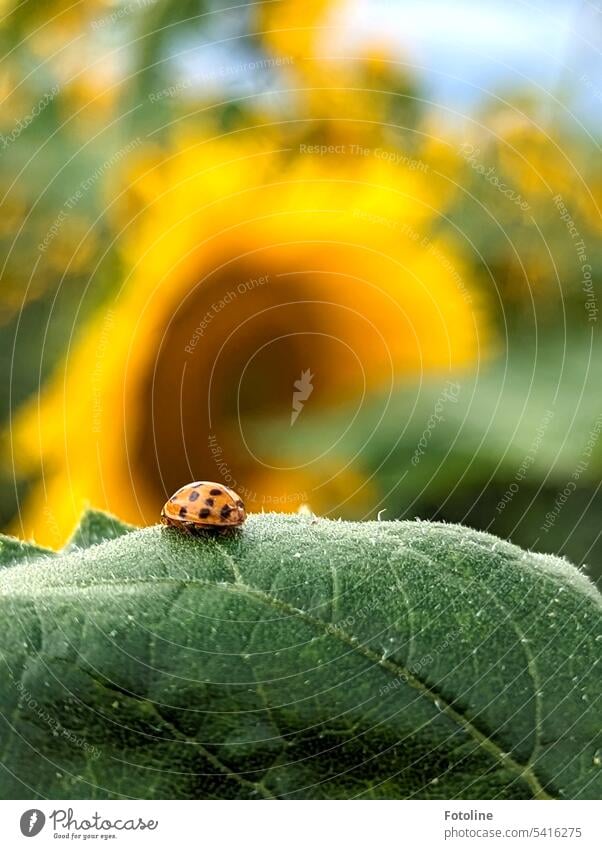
(161, 482), (246, 529)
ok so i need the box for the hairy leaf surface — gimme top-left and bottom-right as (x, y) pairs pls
(0, 511), (600, 799)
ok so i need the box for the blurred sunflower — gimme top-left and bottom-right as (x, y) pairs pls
(257, 0), (424, 149)
(258, 0), (339, 59)
(9, 125), (484, 545)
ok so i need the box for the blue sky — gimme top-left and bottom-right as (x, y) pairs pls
(339, 0), (601, 123)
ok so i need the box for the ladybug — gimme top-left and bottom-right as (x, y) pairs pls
(161, 481), (246, 533)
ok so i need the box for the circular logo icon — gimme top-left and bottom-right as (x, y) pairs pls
(19, 810), (45, 837)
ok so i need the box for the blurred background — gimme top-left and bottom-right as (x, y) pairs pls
(1, 0), (601, 584)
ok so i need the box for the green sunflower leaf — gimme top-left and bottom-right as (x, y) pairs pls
(63, 508), (137, 552)
(0, 535), (55, 569)
(0, 513), (600, 800)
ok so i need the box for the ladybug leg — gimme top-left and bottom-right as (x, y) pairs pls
(216, 525), (241, 537)
(185, 523), (215, 538)
(191, 524), (210, 537)
(175, 522), (199, 537)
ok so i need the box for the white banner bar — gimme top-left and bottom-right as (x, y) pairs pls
(0, 800), (600, 848)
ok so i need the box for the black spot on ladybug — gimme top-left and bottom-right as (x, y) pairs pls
(210, 488), (222, 496)
(220, 505), (233, 519)
(205, 497), (215, 506)
(199, 508), (211, 519)
(189, 490), (200, 502)
(178, 506), (188, 518)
